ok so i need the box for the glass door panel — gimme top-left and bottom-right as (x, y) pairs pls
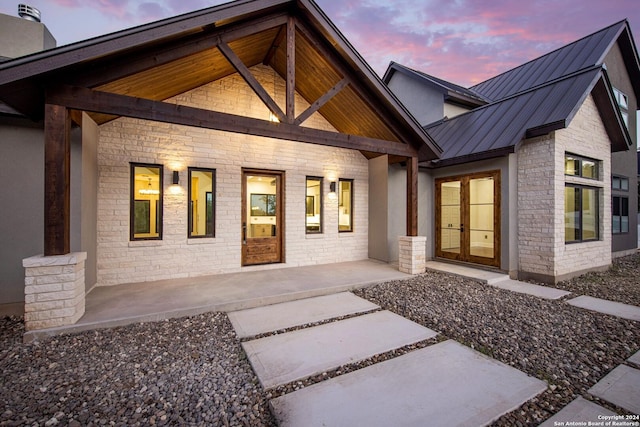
(436, 172), (500, 267)
(469, 177), (495, 259)
(439, 180), (462, 259)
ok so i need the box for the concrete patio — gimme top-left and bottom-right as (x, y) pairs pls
(24, 259), (409, 341)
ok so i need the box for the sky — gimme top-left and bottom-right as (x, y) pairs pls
(0, 0), (639, 87)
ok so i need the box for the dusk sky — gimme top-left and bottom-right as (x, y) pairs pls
(1, 0), (639, 87)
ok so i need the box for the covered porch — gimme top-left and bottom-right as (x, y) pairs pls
(23, 259), (409, 342)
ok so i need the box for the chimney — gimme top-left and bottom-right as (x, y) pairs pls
(0, 4), (56, 60)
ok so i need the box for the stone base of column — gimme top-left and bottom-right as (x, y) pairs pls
(398, 236), (427, 275)
(23, 252), (87, 331)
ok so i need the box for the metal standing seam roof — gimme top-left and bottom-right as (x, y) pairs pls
(471, 21), (626, 102)
(424, 67), (604, 166)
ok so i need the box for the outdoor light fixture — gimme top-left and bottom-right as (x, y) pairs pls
(328, 181), (337, 200)
(172, 171), (179, 185)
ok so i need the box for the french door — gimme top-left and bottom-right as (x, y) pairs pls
(242, 169), (284, 266)
(435, 171), (500, 268)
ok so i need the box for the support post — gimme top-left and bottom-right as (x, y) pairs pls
(406, 156), (418, 236)
(286, 15), (295, 123)
(44, 103), (71, 256)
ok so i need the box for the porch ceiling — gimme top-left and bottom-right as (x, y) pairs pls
(0, 0), (440, 158)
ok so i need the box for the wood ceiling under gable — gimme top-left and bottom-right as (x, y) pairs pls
(87, 9), (401, 145)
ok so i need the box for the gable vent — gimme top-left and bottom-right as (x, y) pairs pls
(18, 4), (41, 22)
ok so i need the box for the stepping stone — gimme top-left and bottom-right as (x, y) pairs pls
(271, 340), (547, 427)
(588, 365), (640, 414)
(538, 397), (616, 427)
(242, 310), (437, 389)
(628, 349), (640, 367)
(489, 279), (571, 300)
(228, 292), (378, 338)
(567, 296), (640, 321)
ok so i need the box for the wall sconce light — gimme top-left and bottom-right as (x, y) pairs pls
(268, 111), (280, 123)
(172, 171), (179, 185)
(328, 181), (337, 200)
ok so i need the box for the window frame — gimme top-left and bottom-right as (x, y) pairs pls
(188, 167), (216, 239)
(130, 162), (163, 241)
(338, 178), (354, 233)
(612, 195), (629, 235)
(613, 87), (629, 128)
(565, 184), (600, 244)
(305, 176), (323, 234)
(564, 153), (599, 180)
(612, 175), (629, 191)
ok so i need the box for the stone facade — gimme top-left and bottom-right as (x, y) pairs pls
(398, 236), (427, 275)
(96, 65), (369, 286)
(517, 94), (611, 282)
(22, 252), (86, 331)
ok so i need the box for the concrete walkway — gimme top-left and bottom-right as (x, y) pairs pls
(230, 292), (547, 426)
(24, 259), (409, 341)
(427, 260), (640, 426)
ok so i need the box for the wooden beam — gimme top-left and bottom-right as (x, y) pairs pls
(406, 156), (418, 237)
(295, 78), (349, 125)
(47, 85), (419, 158)
(295, 21), (418, 147)
(286, 16), (296, 123)
(44, 104), (71, 256)
(0, 0), (288, 86)
(64, 13), (289, 89)
(262, 25), (286, 66)
(217, 40), (286, 123)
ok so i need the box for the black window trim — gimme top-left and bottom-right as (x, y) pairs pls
(188, 167), (216, 239)
(612, 195), (629, 235)
(338, 178), (354, 233)
(305, 176), (323, 234)
(564, 153), (600, 180)
(565, 184), (600, 244)
(130, 162), (164, 241)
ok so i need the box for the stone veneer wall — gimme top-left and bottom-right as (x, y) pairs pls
(96, 65), (369, 286)
(517, 94), (611, 282)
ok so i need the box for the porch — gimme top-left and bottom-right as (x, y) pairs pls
(24, 259), (409, 342)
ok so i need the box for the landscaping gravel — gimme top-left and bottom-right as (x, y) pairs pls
(354, 269), (640, 426)
(551, 252), (640, 307)
(2, 254), (640, 426)
(0, 313), (276, 427)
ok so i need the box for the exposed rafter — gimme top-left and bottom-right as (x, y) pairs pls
(46, 85), (419, 158)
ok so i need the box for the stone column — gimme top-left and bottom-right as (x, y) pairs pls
(398, 236), (427, 275)
(23, 252), (86, 331)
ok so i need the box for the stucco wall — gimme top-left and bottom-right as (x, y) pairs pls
(96, 65), (369, 286)
(518, 94), (611, 282)
(386, 72), (445, 126)
(605, 41), (638, 253)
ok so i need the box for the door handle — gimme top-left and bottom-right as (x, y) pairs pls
(242, 222), (247, 245)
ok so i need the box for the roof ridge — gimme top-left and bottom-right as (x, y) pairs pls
(470, 19), (627, 91)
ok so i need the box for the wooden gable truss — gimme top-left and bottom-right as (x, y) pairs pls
(0, 1), (440, 256)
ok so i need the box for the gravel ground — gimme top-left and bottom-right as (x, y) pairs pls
(0, 313), (276, 426)
(2, 254), (639, 426)
(550, 252), (640, 306)
(354, 268), (640, 426)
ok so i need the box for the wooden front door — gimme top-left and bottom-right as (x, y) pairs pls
(242, 169), (284, 266)
(435, 171), (500, 268)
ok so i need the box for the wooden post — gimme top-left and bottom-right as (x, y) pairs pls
(406, 156), (418, 236)
(44, 103), (71, 256)
(286, 15), (295, 124)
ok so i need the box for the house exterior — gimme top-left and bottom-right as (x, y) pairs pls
(0, 0), (638, 331)
(0, 0), (439, 329)
(384, 21), (639, 283)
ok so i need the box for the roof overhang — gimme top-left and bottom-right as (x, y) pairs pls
(0, 0), (441, 161)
